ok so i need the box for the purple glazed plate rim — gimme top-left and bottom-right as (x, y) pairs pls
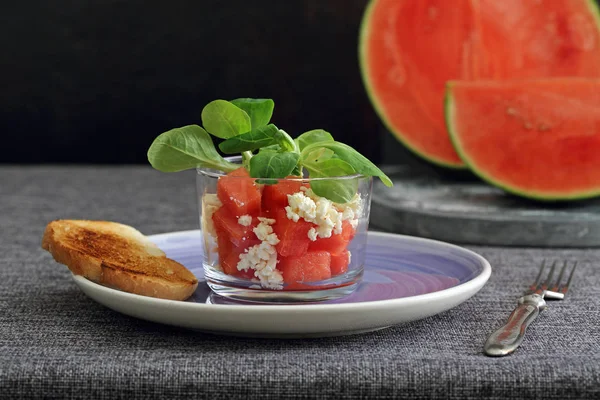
(71, 230), (491, 337)
(72, 230), (491, 310)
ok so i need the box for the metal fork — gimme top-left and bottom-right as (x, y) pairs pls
(484, 260), (577, 357)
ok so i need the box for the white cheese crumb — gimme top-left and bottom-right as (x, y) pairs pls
(236, 218), (283, 290)
(286, 189), (364, 239)
(237, 215), (252, 226)
(348, 251), (352, 264)
(307, 227), (318, 241)
(286, 189), (341, 238)
(335, 193), (363, 224)
(257, 217), (276, 225)
(237, 241), (283, 290)
(201, 194), (223, 238)
(253, 219), (279, 246)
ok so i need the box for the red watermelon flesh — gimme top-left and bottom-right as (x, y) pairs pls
(475, 0), (600, 79)
(261, 178), (306, 211)
(330, 251), (350, 276)
(308, 221), (355, 255)
(446, 79), (600, 200)
(359, 0), (600, 168)
(212, 206), (257, 247)
(279, 251), (332, 285)
(217, 167), (261, 216)
(272, 208), (315, 257)
(360, 0), (479, 168)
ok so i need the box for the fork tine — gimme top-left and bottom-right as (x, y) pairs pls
(541, 260), (557, 291)
(550, 260), (568, 292)
(560, 261), (578, 294)
(529, 260), (546, 292)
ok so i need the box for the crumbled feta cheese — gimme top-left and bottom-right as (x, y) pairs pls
(237, 241), (283, 290)
(253, 218), (279, 246)
(257, 217), (276, 225)
(286, 192), (316, 222)
(236, 217), (283, 290)
(237, 214), (252, 226)
(285, 189), (364, 239)
(201, 194), (222, 238)
(335, 193), (363, 223)
(307, 227), (318, 241)
(285, 189), (341, 238)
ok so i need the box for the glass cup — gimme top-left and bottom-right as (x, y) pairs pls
(196, 158), (372, 303)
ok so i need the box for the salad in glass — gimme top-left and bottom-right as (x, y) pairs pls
(148, 98), (391, 302)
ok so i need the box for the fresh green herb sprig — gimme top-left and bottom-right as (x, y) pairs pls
(147, 98), (392, 203)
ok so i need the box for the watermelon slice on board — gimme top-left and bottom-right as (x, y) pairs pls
(359, 0), (600, 169)
(445, 79), (600, 201)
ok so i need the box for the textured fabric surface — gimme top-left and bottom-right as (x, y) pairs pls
(1, 166), (599, 400)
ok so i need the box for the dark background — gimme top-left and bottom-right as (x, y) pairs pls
(1, 0), (394, 165)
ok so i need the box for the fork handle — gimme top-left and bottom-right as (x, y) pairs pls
(484, 294), (546, 357)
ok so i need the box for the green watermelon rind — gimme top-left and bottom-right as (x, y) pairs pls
(358, 0), (466, 170)
(445, 82), (600, 202)
(586, 0), (600, 35)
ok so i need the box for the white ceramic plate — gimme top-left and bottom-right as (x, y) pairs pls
(72, 230), (491, 338)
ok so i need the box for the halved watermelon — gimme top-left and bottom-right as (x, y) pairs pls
(445, 79), (600, 200)
(359, 0), (479, 168)
(359, 0), (600, 168)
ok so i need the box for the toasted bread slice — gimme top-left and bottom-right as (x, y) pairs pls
(42, 220), (198, 300)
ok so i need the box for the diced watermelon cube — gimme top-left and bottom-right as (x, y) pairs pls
(218, 233), (259, 278)
(220, 251), (254, 278)
(272, 208), (315, 257)
(262, 178), (306, 211)
(308, 220), (355, 254)
(330, 251), (350, 276)
(217, 167), (261, 216)
(237, 268), (256, 279)
(279, 251), (332, 286)
(221, 251), (242, 275)
(216, 228), (233, 259)
(212, 206), (257, 246)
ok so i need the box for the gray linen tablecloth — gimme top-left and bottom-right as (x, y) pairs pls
(1, 166), (599, 399)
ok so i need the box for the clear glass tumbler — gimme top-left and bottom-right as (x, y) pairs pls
(196, 158), (372, 303)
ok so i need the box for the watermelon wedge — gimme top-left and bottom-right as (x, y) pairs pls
(445, 79), (600, 201)
(359, 0), (600, 169)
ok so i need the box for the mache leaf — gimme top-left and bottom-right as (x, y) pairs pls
(219, 124), (280, 154)
(296, 129), (334, 151)
(249, 151), (300, 183)
(147, 125), (238, 172)
(201, 100), (251, 139)
(301, 141), (393, 187)
(304, 157), (358, 203)
(230, 98), (274, 129)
